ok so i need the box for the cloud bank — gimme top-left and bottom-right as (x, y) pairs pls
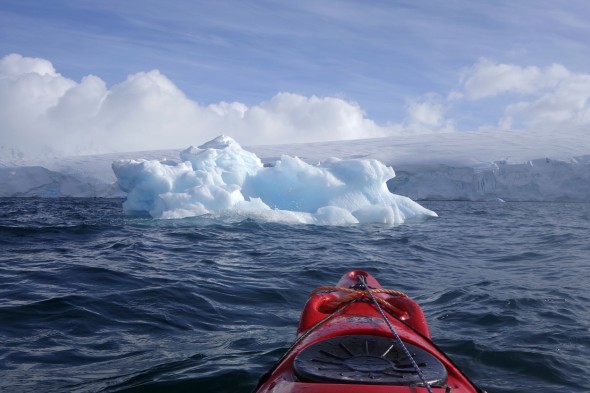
(0, 53), (391, 159)
(1, 53), (589, 160)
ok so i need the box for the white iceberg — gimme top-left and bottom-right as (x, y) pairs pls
(112, 135), (437, 225)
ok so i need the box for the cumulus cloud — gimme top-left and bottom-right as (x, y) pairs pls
(400, 58), (590, 134)
(457, 58), (590, 131)
(502, 73), (590, 130)
(461, 58), (570, 100)
(393, 58), (587, 135)
(0, 53), (58, 77)
(239, 93), (389, 142)
(0, 53), (398, 159)
(404, 93), (456, 133)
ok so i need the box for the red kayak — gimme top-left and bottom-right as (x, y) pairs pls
(254, 270), (485, 393)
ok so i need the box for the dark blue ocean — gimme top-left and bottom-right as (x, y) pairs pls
(1, 198), (589, 393)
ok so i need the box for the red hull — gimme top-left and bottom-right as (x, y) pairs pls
(254, 270), (484, 393)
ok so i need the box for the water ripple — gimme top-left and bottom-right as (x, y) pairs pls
(0, 199), (589, 392)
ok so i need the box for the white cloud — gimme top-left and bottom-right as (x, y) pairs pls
(0, 53), (57, 77)
(0, 54), (403, 159)
(503, 73), (590, 130)
(404, 94), (456, 133)
(240, 93), (388, 143)
(461, 58), (570, 100)
(456, 58), (590, 133)
(0, 54), (75, 120)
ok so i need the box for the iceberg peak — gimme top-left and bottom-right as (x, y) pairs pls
(197, 134), (237, 150)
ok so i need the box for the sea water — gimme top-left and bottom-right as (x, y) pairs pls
(0, 198), (589, 393)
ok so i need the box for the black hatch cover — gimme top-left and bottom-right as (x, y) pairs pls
(294, 334), (448, 386)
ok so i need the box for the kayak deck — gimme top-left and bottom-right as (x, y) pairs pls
(254, 270), (484, 393)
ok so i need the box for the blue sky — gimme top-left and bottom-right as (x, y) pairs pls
(1, 0), (590, 156)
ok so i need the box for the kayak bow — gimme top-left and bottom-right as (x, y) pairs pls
(254, 270), (485, 393)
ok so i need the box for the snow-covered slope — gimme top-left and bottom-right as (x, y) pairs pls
(1, 128), (589, 201)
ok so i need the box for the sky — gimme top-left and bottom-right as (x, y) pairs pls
(1, 0), (590, 158)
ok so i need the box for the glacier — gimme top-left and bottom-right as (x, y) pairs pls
(389, 157), (590, 202)
(1, 128), (589, 203)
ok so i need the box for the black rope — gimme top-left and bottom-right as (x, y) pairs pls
(358, 275), (434, 393)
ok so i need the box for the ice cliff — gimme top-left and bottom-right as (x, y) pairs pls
(389, 156), (590, 202)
